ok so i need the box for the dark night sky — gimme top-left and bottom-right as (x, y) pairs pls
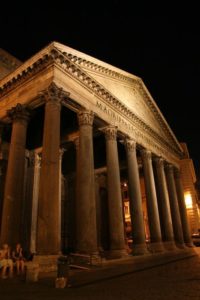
(1, 1), (199, 176)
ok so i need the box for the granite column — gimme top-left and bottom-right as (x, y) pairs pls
(104, 126), (126, 258)
(165, 164), (185, 248)
(174, 168), (193, 247)
(0, 104), (29, 247)
(76, 111), (98, 257)
(141, 149), (164, 252)
(154, 157), (176, 250)
(125, 138), (148, 255)
(36, 84), (65, 255)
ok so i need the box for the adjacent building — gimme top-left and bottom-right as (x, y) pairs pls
(180, 143), (200, 233)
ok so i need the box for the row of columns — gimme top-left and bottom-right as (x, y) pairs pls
(0, 84), (193, 258)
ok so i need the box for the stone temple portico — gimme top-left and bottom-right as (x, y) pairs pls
(0, 42), (193, 275)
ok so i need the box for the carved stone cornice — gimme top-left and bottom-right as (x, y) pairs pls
(39, 82), (70, 106)
(124, 138), (136, 152)
(61, 51), (137, 85)
(0, 45), (182, 159)
(0, 53), (52, 96)
(78, 110), (94, 126)
(103, 126), (117, 141)
(141, 149), (152, 161)
(7, 103), (30, 123)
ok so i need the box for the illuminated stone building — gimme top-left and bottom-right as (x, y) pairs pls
(180, 143), (200, 233)
(0, 43), (195, 273)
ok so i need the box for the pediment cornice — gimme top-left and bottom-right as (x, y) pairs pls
(0, 44), (183, 158)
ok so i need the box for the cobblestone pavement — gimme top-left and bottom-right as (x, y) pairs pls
(1, 249), (200, 300)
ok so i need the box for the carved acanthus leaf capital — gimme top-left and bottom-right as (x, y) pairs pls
(7, 103), (30, 123)
(103, 126), (117, 141)
(78, 110), (94, 126)
(124, 138), (136, 152)
(141, 149), (152, 161)
(40, 82), (70, 106)
(154, 156), (164, 168)
(165, 163), (174, 173)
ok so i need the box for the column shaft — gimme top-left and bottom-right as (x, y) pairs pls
(0, 104), (29, 247)
(104, 126), (126, 257)
(165, 164), (185, 248)
(30, 153), (41, 254)
(154, 158), (176, 250)
(141, 149), (164, 252)
(174, 168), (193, 247)
(76, 111), (98, 254)
(37, 87), (62, 255)
(125, 139), (148, 255)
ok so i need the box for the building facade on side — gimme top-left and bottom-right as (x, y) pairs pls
(180, 143), (200, 233)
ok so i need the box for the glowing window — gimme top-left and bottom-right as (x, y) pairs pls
(184, 193), (193, 209)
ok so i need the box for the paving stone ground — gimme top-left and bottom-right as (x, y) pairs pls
(1, 248), (200, 300)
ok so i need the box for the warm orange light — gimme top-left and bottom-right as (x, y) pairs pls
(184, 193), (193, 209)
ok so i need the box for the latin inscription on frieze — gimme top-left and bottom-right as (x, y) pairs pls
(96, 100), (134, 132)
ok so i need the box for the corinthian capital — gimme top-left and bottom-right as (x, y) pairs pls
(124, 138), (136, 152)
(154, 157), (164, 168)
(140, 149), (152, 161)
(40, 82), (70, 105)
(78, 110), (94, 126)
(7, 103), (30, 123)
(165, 163), (174, 173)
(103, 126), (117, 141)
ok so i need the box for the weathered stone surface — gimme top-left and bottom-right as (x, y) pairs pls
(104, 126), (127, 257)
(165, 164), (185, 248)
(153, 157), (176, 250)
(141, 149), (164, 252)
(125, 138), (148, 255)
(37, 84), (63, 255)
(0, 104), (29, 247)
(76, 110), (98, 255)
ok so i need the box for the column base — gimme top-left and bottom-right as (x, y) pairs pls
(132, 243), (149, 256)
(26, 255), (59, 282)
(175, 242), (187, 249)
(107, 249), (129, 259)
(70, 252), (101, 267)
(149, 242), (165, 253)
(185, 242), (195, 248)
(163, 241), (177, 251)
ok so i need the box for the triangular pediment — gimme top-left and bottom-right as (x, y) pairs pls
(53, 42), (182, 156)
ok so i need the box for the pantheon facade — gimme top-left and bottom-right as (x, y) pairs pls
(0, 43), (194, 270)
